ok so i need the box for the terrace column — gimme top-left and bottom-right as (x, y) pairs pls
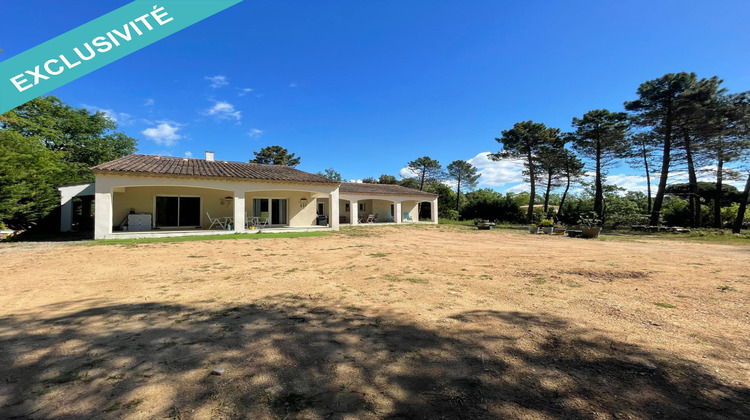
(60, 192), (74, 233)
(94, 188), (112, 240)
(431, 198), (438, 224)
(233, 190), (245, 232)
(350, 200), (358, 225)
(395, 201), (402, 224)
(331, 188), (340, 231)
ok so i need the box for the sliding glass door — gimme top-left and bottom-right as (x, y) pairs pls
(155, 196), (201, 228)
(252, 198), (288, 225)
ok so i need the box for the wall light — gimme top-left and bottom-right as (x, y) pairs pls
(299, 197), (308, 208)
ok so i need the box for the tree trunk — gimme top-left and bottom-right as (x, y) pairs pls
(732, 173), (750, 233)
(684, 132), (699, 228)
(714, 152), (724, 228)
(594, 135), (604, 219)
(526, 151), (535, 224)
(641, 142), (652, 214)
(557, 174), (571, 219)
(650, 108), (673, 226)
(543, 170), (552, 213)
(455, 179), (461, 213)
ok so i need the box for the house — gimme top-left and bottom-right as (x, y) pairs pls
(58, 153), (438, 239)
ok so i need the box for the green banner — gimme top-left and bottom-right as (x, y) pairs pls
(0, 0), (243, 114)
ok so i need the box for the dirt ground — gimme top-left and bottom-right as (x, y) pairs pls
(1, 225), (748, 419)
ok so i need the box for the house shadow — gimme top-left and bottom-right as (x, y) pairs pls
(1, 299), (747, 419)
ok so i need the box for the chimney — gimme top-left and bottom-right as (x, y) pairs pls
(205, 151), (214, 161)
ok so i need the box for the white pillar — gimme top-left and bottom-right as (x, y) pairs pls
(331, 188), (340, 230)
(60, 194), (73, 232)
(94, 189), (112, 240)
(350, 200), (358, 225)
(431, 198), (439, 224)
(395, 201), (402, 224)
(233, 190), (245, 232)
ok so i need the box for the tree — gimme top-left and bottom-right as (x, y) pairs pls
(625, 72), (700, 225)
(556, 150), (585, 219)
(462, 189), (524, 223)
(316, 168), (342, 181)
(250, 145), (301, 167)
(446, 160), (480, 213)
(492, 121), (561, 223)
(671, 76), (725, 227)
(0, 96), (137, 178)
(0, 96), (137, 230)
(570, 109), (629, 219)
(361, 177), (378, 184)
(734, 171), (750, 233)
(624, 132), (658, 214)
(405, 156), (443, 191)
(378, 174), (399, 184)
(701, 91), (750, 228)
(425, 181), (457, 220)
(398, 178), (420, 190)
(534, 139), (568, 214)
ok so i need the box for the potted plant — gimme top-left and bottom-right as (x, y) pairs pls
(540, 218), (555, 234)
(578, 213), (602, 238)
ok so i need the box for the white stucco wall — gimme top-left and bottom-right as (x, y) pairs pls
(94, 174), (340, 239)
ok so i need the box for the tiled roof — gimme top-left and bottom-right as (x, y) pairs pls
(92, 154), (339, 184)
(339, 182), (437, 197)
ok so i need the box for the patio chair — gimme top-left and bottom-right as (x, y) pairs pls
(403, 212), (414, 222)
(258, 211), (271, 228)
(207, 212), (226, 229)
(372, 213), (379, 223)
(387, 212), (395, 222)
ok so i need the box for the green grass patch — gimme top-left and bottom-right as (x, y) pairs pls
(384, 274), (428, 284)
(717, 285), (735, 292)
(94, 231), (329, 245)
(532, 276), (547, 285)
(654, 302), (676, 309)
(368, 252), (390, 258)
(605, 229), (750, 245)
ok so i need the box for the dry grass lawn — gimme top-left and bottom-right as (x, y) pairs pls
(1, 225), (748, 419)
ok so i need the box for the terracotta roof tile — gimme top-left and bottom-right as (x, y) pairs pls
(92, 154), (339, 184)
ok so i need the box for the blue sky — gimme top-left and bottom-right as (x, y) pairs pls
(2, 1), (749, 192)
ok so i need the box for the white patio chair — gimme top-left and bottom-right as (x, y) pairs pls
(258, 211), (271, 228)
(207, 212), (226, 229)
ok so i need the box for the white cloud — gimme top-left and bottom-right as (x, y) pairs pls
(142, 121), (182, 146)
(184, 151), (193, 158)
(349, 179), (363, 183)
(238, 87), (253, 97)
(506, 182), (531, 193)
(466, 152), (526, 188)
(206, 101), (242, 121)
(205, 75), (229, 88)
(247, 128), (263, 138)
(288, 83), (298, 88)
(398, 167), (420, 179)
(81, 104), (131, 125)
(143, 98), (154, 106)
(605, 174), (649, 193)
